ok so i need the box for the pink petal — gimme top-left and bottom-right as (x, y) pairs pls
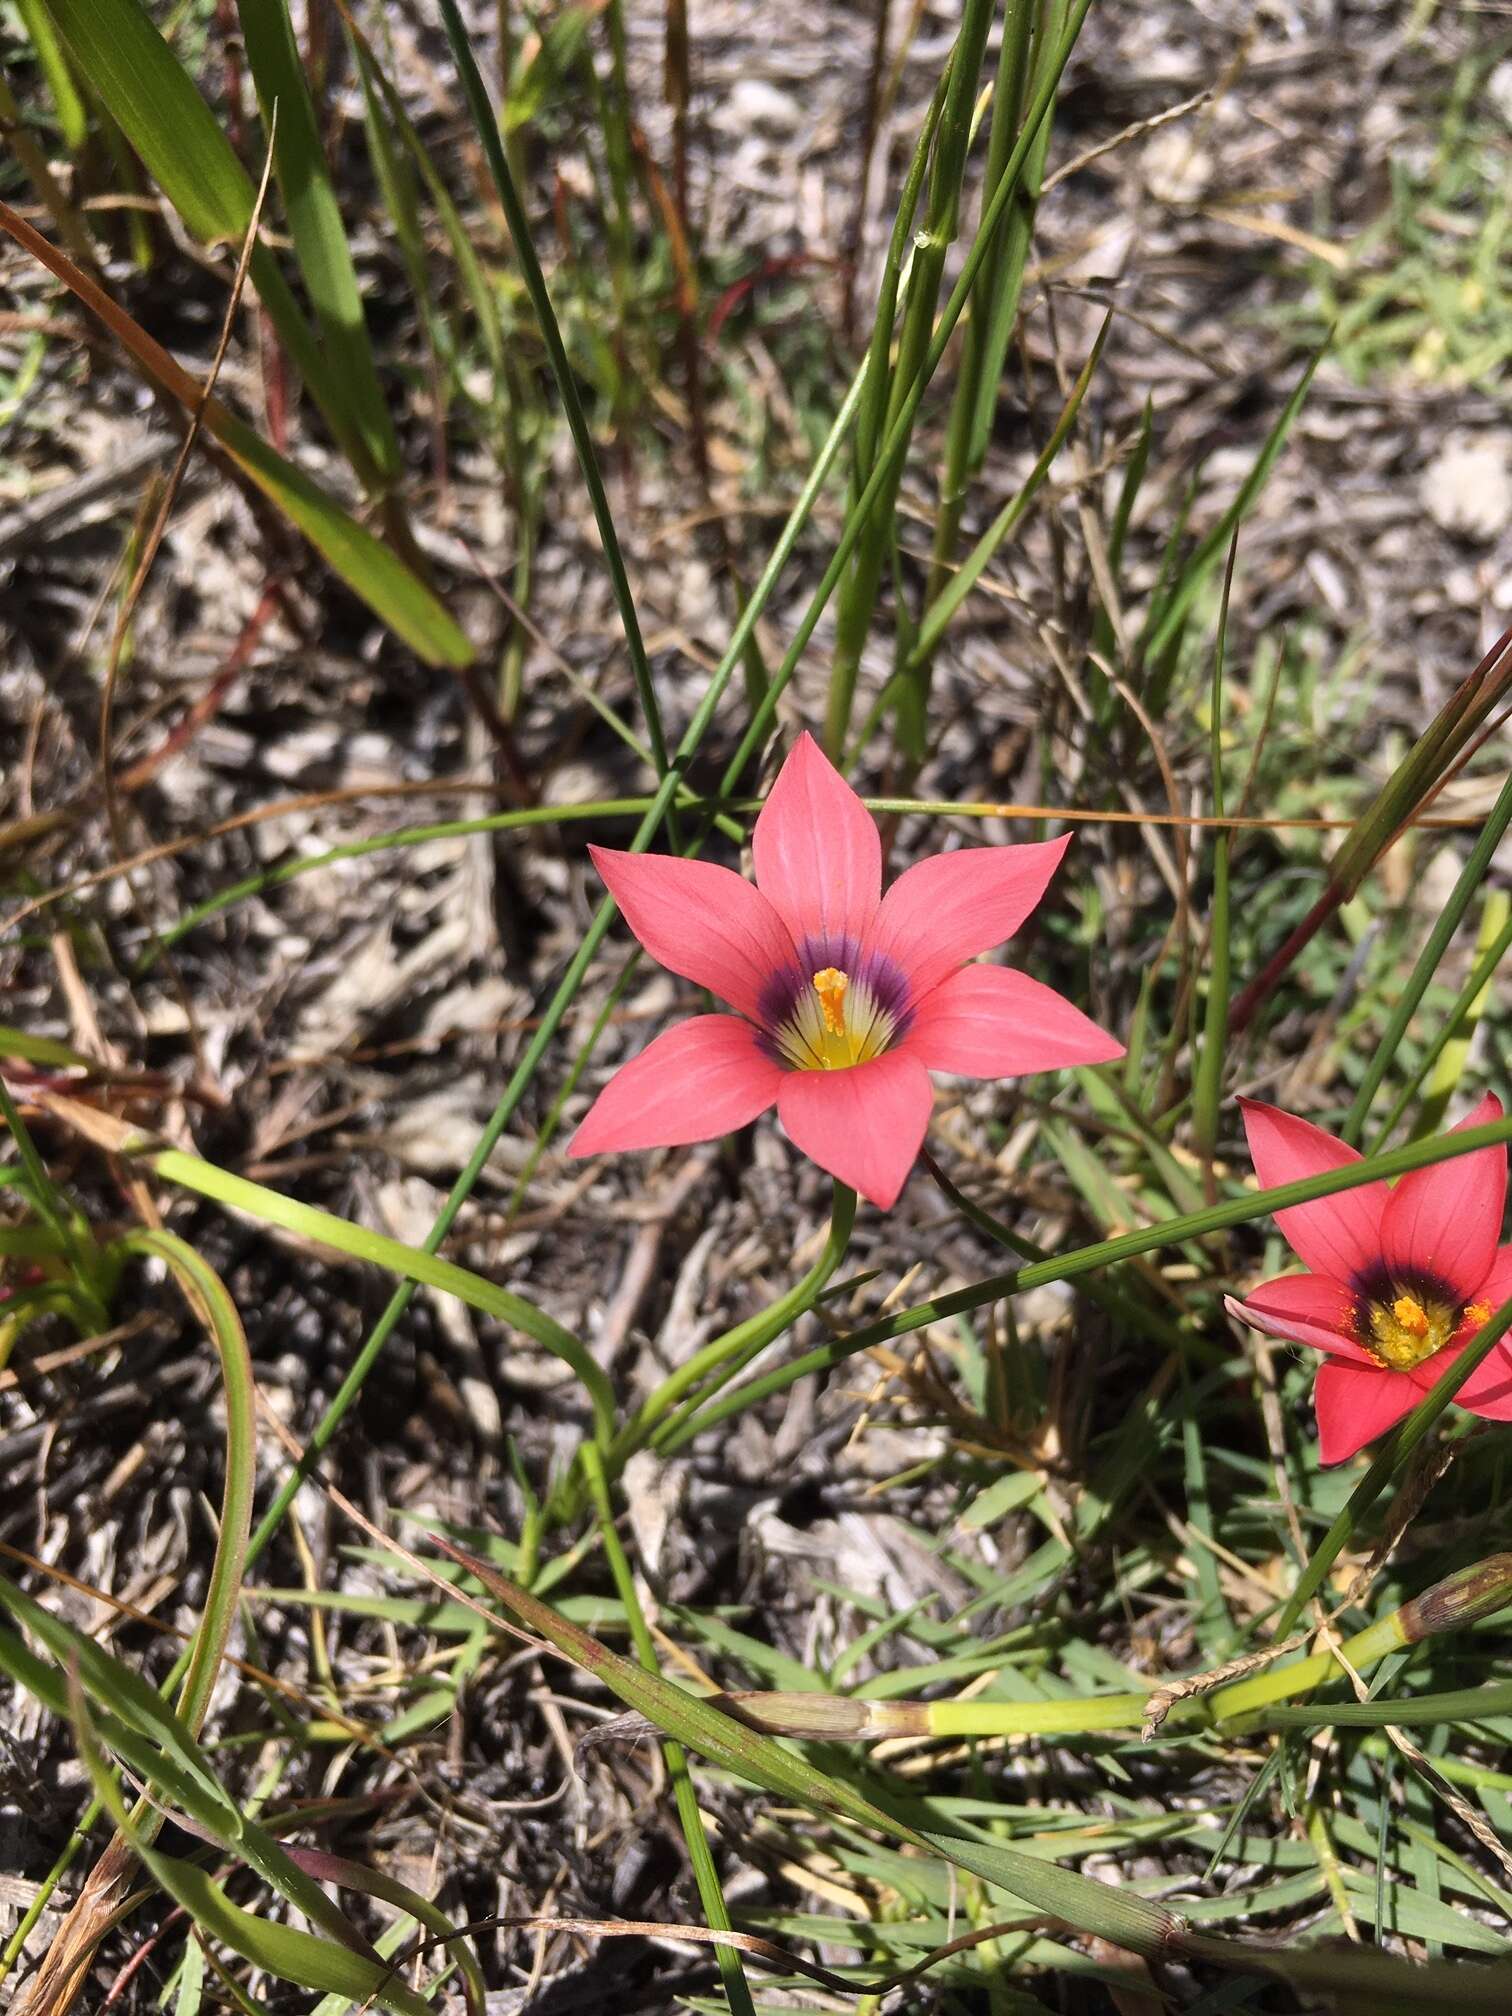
(1441, 1243), (1512, 1413)
(905, 963), (1123, 1078)
(1455, 1341), (1512, 1421)
(590, 845), (795, 1024)
(1238, 1098), (1391, 1283)
(1313, 1360), (1421, 1464)
(776, 1052), (933, 1210)
(569, 1015), (782, 1157)
(1380, 1092), (1506, 1298)
(1226, 1275), (1373, 1362)
(1453, 1244), (1512, 1343)
(752, 732), (881, 954)
(864, 834), (1071, 1002)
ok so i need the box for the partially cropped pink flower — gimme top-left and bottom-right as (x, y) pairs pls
(1225, 1095), (1512, 1464)
(569, 733), (1122, 1209)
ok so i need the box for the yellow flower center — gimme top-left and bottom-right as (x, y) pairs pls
(1363, 1289), (1456, 1371)
(769, 964), (900, 1071)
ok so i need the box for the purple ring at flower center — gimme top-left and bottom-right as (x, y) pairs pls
(755, 934), (914, 1063)
(1349, 1263), (1463, 1313)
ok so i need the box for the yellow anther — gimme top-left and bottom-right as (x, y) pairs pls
(1392, 1295), (1430, 1339)
(1466, 1300), (1493, 1329)
(1366, 1286), (1456, 1370)
(811, 967), (849, 1037)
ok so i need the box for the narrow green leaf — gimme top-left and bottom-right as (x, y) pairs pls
(148, 1144), (611, 1435)
(34, 0), (381, 486)
(677, 1110), (1512, 1443)
(436, 0), (670, 784)
(1142, 346), (1322, 663)
(1192, 535), (1237, 1174)
(0, 1592), (385, 1963)
(278, 1846), (486, 2016)
(420, 1536), (1188, 1958)
(345, 21), (503, 374)
(1416, 887), (1510, 1135)
(235, 0), (401, 479)
(15, 0), (86, 149)
(1346, 767), (1512, 1144)
(113, 1232), (254, 1742)
(0, 1024), (92, 1068)
(0, 199), (472, 668)
(69, 1680), (432, 2016)
(908, 312), (1109, 668)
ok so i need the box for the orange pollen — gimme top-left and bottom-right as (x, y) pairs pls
(1392, 1295), (1430, 1340)
(1466, 1300), (1493, 1329)
(811, 967), (849, 1036)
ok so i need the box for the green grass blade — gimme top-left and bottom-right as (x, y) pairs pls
(0, 1585), (390, 1962)
(906, 310), (1109, 670)
(235, 0), (401, 482)
(1191, 537), (1238, 1179)
(15, 0), (87, 150)
(1413, 887), (1511, 1136)
(579, 1447), (757, 2016)
(1142, 346), (1323, 667)
(624, 1181), (856, 1468)
(962, 0), (1063, 469)
(67, 1679), (433, 2016)
(1369, 902), (1512, 1150)
(112, 1232), (254, 1742)
(133, 1133), (614, 1444)
(0, 199), (470, 667)
(344, 16), (503, 376)
(419, 1535), (1186, 1957)
(1345, 766), (1512, 1144)
(34, 0), (384, 488)
(436, 0), (670, 785)
(275, 1847), (485, 2016)
(828, 0), (998, 763)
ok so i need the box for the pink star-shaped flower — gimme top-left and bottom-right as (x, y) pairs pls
(1226, 1095), (1512, 1462)
(569, 733), (1123, 1208)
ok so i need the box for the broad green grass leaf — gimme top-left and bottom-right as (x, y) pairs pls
(281, 1844), (486, 2016)
(420, 1535), (1189, 1959)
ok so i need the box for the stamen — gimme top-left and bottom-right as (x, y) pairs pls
(1392, 1295), (1430, 1340)
(812, 967), (849, 1036)
(1465, 1300), (1493, 1329)
(764, 950), (908, 1074)
(1362, 1281), (1457, 1370)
